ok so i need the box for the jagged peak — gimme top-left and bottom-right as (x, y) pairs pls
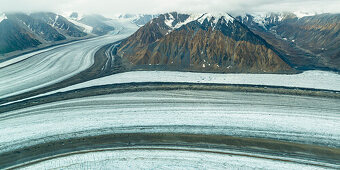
(162, 12), (234, 31)
(163, 12), (195, 30)
(197, 12), (234, 24)
(60, 12), (84, 21)
(242, 11), (317, 22)
(239, 12), (299, 30)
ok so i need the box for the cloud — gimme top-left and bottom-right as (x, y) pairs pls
(0, 0), (339, 17)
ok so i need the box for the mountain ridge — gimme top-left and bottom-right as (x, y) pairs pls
(236, 12), (340, 71)
(0, 12), (122, 58)
(117, 12), (293, 73)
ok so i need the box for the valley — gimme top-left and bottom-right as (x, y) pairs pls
(0, 10), (339, 169)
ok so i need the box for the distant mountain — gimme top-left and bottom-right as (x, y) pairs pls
(0, 12), (78, 55)
(0, 12), (116, 56)
(0, 11), (154, 57)
(0, 15), (41, 54)
(76, 14), (115, 35)
(6, 13), (67, 42)
(117, 12), (292, 73)
(236, 12), (340, 71)
(30, 12), (87, 37)
(118, 14), (159, 26)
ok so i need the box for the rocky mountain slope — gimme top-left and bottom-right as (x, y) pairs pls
(0, 12), (90, 56)
(0, 12), (120, 58)
(117, 12), (293, 73)
(237, 12), (340, 71)
(0, 16), (41, 54)
(69, 13), (115, 36)
(31, 12), (87, 38)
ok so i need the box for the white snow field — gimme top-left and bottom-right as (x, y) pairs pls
(18, 148), (328, 170)
(1, 90), (339, 154)
(0, 19), (138, 99)
(44, 70), (340, 96)
(3, 70), (339, 107)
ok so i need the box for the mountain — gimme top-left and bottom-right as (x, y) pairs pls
(5, 13), (67, 42)
(0, 12), (73, 55)
(75, 14), (115, 36)
(0, 11), (151, 58)
(0, 14), (41, 54)
(0, 12), (117, 57)
(236, 12), (340, 71)
(30, 12), (87, 38)
(118, 14), (159, 27)
(117, 12), (293, 73)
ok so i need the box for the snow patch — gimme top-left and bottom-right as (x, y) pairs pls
(245, 12), (290, 29)
(164, 13), (175, 28)
(52, 15), (59, 27)
(0, 13), (7, 23)
(65, 16), (93, 34)
(248, 13), (268, 29)
(164, 13), (201, 30)
(61, 12), (94, 34)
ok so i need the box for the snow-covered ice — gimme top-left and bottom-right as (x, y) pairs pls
(64, 16), (93, 34)
(1, 90), (339, 154)
(18, 149), (328, 170)
(0, 19), (138, 99)
(41, 70), (340, 97)
(9, 70), (338, 105)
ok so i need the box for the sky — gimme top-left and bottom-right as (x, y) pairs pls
(0, 0), (339, 17)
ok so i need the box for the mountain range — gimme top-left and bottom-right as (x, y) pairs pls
(236, 12), (340, 71)
(117, 14), (158, 27)
(117, 12), (291, 73)
(0, 12), (89, 55)
(1, 11), (339, 73)
(116, 12), (340, 73)
(0, 12), (158, 59)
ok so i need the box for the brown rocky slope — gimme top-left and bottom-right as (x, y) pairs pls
(237, 13), (340, 71)
(117, 12), (293, 73)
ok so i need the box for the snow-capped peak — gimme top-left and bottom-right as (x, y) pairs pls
(61, 12), (93, 34)
(163, 12), (201, 30)
(293, 11), (316, 19)
(241, 12), (296, 30)
(197, 12), (234, 25)
(61, 12), (84, 21)
(164, 12), (234, 31)
(0, 13), (8, 23)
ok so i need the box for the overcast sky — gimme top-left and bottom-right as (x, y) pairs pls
(1, 0), (339, 17)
